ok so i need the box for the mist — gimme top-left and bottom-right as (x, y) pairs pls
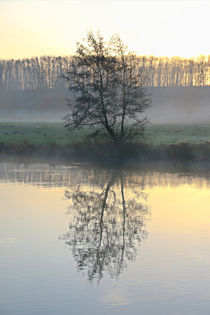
(147, 87), (210, 124)
(0, 54), (209, 124)
(0, 87), (69, 122)
(0, 86), (209, 124)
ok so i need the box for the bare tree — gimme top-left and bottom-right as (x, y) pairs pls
(63, 32), (151, 143)
(0, 54), (209, 92)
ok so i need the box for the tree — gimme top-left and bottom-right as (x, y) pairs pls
(63, 31), (151, 143)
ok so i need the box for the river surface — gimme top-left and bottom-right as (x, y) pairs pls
(1, 162), (210, 315)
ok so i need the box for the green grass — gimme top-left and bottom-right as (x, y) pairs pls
(144, 124), (210, 145)
(0, 122), (89, 145)
(1, 122), (210, 145)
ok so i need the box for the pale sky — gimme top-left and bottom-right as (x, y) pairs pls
(0, 0), (209, 60)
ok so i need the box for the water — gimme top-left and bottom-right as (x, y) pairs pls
(1, 162), (210, 314)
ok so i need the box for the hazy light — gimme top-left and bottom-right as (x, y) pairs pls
(0, 0), (209, 59)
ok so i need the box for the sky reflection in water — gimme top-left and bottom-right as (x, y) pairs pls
(1, 163), (210, 314)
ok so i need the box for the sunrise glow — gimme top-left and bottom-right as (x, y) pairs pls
(0, 0), (209, 60)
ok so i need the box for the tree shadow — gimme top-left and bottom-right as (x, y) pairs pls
(60, 170), (149, 282)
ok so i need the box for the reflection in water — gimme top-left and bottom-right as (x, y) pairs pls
(60, 172), (149, 281)
(2, 162), (210, 313)
(2, 162), (210, 189)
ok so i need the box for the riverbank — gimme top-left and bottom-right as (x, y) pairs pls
(1, 141), (210, 167)
(1, 122), (210, 166)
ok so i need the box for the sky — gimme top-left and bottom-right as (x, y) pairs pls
(0, 0), (209, 60)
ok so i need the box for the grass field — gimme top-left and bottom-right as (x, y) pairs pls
(0, 122), (210, 145)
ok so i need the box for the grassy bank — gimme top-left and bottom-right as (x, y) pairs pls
(1, 141), (210, 166)
(1, 122), (210, 165)
(1, 122), (210, 145)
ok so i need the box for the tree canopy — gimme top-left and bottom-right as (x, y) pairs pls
(63, 32), (151, 143)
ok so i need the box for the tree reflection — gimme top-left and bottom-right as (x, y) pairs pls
(61, 171), (149, 282)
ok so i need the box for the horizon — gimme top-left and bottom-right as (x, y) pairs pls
(1, 53), (209, 62)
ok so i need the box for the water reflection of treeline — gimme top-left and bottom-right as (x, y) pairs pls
(1, 162), (210, 188)
(60, 172), (149, 281)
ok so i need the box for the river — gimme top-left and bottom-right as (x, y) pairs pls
(1, 162), (210, 314)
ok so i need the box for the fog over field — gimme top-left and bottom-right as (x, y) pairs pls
(0, 87), (209, 124)
(1, 54), (209, 124)
(148, 87), (210, 124)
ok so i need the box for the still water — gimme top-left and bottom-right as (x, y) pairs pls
(1, 163), (210, 314)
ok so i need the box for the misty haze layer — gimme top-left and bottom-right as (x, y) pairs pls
(0, 87), (209, 124)
(148, 87), (210, 124)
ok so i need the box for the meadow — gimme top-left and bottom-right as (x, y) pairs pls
(0, 122), (210, 145)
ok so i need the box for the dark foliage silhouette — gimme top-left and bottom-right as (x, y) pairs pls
(63, 32), (151, 143)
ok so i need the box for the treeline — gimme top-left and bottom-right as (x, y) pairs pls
(0, 55), (209, 90)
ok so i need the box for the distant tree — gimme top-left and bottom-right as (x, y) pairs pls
(0, 54), (209, 91)
(63, 32), (151, 143)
